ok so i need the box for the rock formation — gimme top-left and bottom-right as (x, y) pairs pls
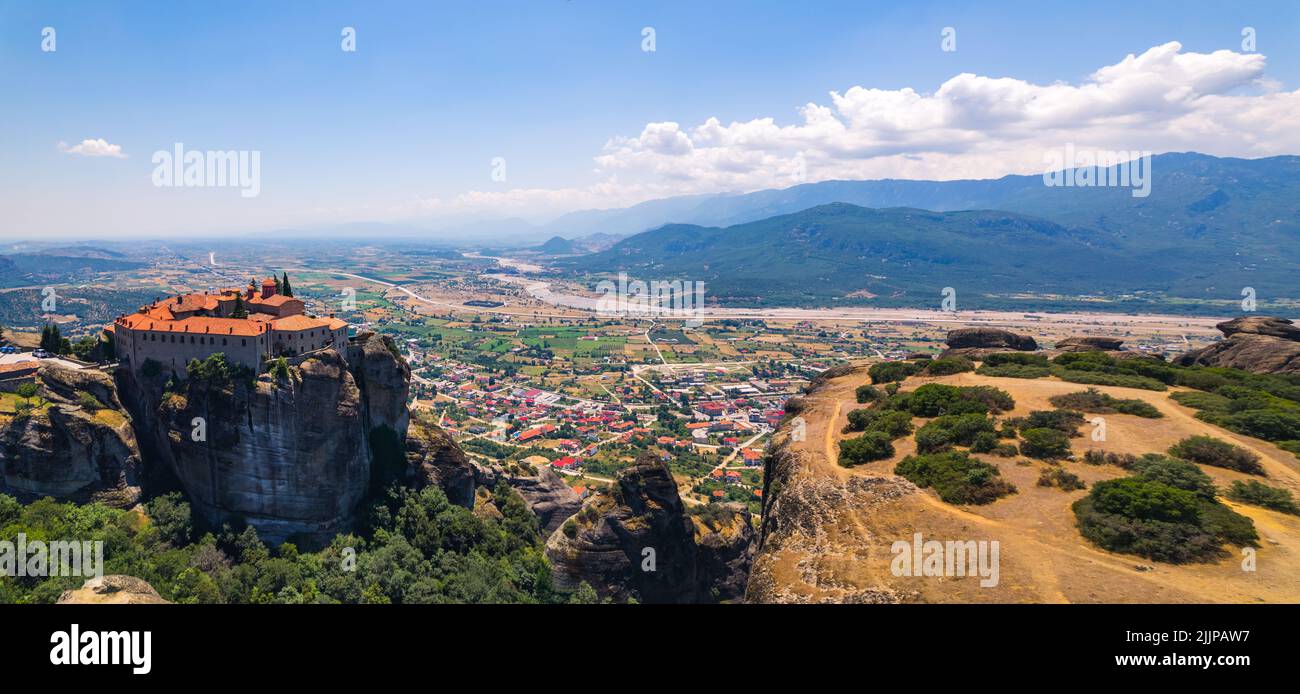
(118, 332), (419, 543)
(1054, 336), (1125, 352)
(57, 575), (170, 604)
(691, 503), (756, 601)
(544, 454), (753, 603)
(1176, 316), (1300, 375)
(0, 365), (141, 507)
(502, 465), (583, 537)
(405, 416), (475, 508)
(940, 327), (1037, 358)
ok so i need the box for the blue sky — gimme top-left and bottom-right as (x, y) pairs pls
(1, 0), (1297, 238)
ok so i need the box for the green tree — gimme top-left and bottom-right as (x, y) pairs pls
(281, 272), (293, 297)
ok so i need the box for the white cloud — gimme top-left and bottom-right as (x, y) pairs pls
(419, 42), (1299, 218)
(58, 138), (127, 158)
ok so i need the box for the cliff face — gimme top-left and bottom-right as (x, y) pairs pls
(0, 365), (141, 507)
(544, 454), (753, 603)
(121, 333), (417, 543)
(405, 417), (475, 508)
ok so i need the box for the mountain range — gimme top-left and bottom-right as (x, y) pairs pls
(551, 153), (1300, 311)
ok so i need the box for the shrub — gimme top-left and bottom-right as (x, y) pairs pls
(1051, 368), (1167, 391)
(982, 352), (1049, 367)
(894, 450), (1016, 505)
(1037, 467), (1086, 491)
(838, 431), (895, 466)
(866, 410), (914, 439)
(1082, 450), (1137, 468)
(1227, 480), (1300, 515)
(845, 408), (879, 432)
(906, 384), (985, 417)
(1129, 454), (1218, 498)
(1168, 435), (1264, 475)
(959, 385), (1016, 413)
(869, 360), (923, 384)
(1024, 409), (1085, 435)
(923, 356), (974, 376)
(975, 364), (1052, 379)
(1049, 388), (1162, 418)
(914, 413), (996, 453)
(855, 384), (882, 403)
(969, 431), (998, 454)
(1019, 427), (1072, 459)
(1073, 474), (1257, 563)
(76, 391), (103, 411)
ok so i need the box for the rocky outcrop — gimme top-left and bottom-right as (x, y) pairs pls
(945, 328), (1038, 351)
(406, 417), (475, 508)
(57, 575), (170, 604)
(505, 466), (582, 536)
(691, 504), (755, 602)
(1054, 336), (1125, 352)
(940, 327), (1037, 358)
(1217, 316), (1300, 341)
(119, 333), (418, 543)
(348, 333), (411, 435)
(0, 365), (141, 507)
(544, 454), (752, 603)
(1176, 316), (1300, 375)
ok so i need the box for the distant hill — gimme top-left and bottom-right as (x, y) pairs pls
(0, 253), (146, 288)
(560, 153), (1300, 310)
(565, 204), (1171, 308)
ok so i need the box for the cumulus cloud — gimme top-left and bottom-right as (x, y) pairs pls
(421, 42), (1299, 218)
(58, 138), (127, 158)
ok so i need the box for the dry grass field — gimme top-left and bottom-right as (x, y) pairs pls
(751, 365), (1300, 603)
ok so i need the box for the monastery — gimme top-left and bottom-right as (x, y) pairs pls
(111, 277), (348, 375)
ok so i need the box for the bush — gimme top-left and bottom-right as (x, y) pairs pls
(1024, 409), (1085, 435)
(869, 360), (923, 384)
(1227, 480), (1300, 515)
(1019, 427), (1072, 460)
(845, 408), (879, 432)
(923, 356), (974, 376)
(1049, 388), (1162, 418)
(975, 364), (1052, 379)
(982, 352), (1049, 367)
(1051, 368), (1167, 391)
(855, 384), (882, 403)
(895, 451), (1016, 504)
(1073, 474), (1257, 563)
(1082, 450), (1137, 468)
(1037, 467), (1086, 491)
(915, 413), (996, 453)
(1129, 454), (1218, 498)
(1168, 435), (1264, 475)
(838, 431), (895, 466)
(867, 410), (914, 439)
(969, 431), (998, 454)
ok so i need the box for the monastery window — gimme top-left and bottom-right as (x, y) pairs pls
(223, 338), (228, 346)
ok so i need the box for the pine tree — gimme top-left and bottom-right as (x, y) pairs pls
(273, 275), (282, 293)
(232, 294), (248, 319)
(281, 272), (293, 297)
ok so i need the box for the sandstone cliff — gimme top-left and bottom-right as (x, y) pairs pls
(119, 333), (419, 543)
(544, 454), (753, 603)
(1176, 316), (1300, 375)
(0, 365), (141, 507)
(406, 416), (476, 508)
